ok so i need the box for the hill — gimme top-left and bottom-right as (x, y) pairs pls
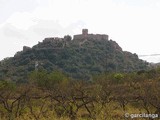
(0, 29), (148, 82)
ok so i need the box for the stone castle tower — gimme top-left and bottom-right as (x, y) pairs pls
(82, 29), (88, 36)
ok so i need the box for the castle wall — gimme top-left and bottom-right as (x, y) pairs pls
(73, 34), (109, 41)
(73, 34), (86, 40)
(87, 34), (108, 40)
(43, 37), (63, 43)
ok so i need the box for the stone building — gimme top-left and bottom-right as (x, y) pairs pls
(82, 29), (88, 36)
(73, 29), (109, 41)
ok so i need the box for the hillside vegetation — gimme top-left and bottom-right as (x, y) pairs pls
(0, 35), (148, 82)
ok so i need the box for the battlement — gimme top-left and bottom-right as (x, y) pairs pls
(73, 29), (109, 41)
(43, 37), (63, 43)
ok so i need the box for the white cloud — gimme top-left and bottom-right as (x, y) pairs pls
(6, 12), (37, 30)
(2, 23), (27, 39)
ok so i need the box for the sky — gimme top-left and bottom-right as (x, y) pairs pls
(1, 0), (160, 63)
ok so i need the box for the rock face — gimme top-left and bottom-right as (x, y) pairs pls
(73, 29), (109, 41)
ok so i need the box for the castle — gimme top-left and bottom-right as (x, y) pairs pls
(73, 29), (109, 41)
(41, 29), (109, 43)
(20, 29), (109, 53)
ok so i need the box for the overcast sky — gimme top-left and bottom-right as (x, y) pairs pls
(1, 0), (160, 63)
